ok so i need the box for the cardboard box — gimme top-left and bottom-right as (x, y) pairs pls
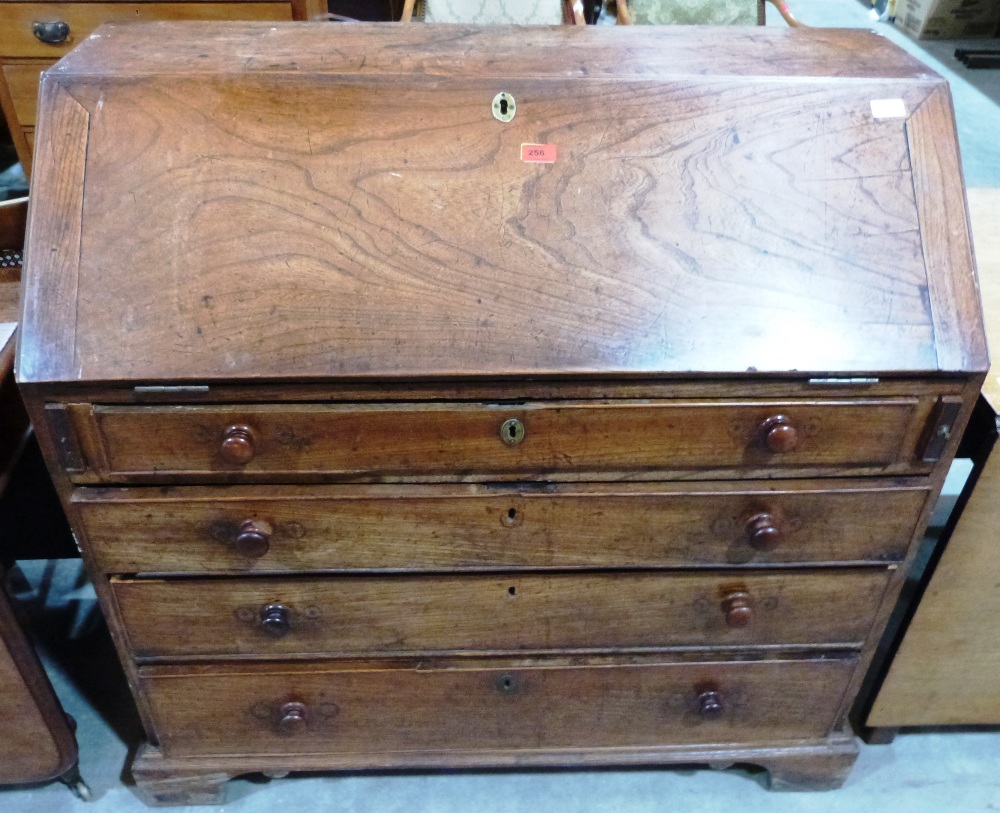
(893, 0), (1000, 38)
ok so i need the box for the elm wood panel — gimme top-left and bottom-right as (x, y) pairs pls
(74, 482), (931, 574)
(24, 71), (954, 385)
(46, 23), (936, 80)
(0, 62), (48, 126)
(112, 570), (891, 659)
(81, 400), (924, 481)
(140, 656), (858, 757)
(0, 3), (296, 59)
(16, 78), (86, 386)
(905, 87), (987, 373)
(0, 577), (77, 783)
(867, 420), (1000, 726)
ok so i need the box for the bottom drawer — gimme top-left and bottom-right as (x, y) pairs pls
(142, 656), (857, 757)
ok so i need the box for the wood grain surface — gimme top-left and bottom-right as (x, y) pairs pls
(38, 22), (938, 79)
(140, 656), (857, 757)
(113, 570), (890, 658)
(17, 78), (87, 384)
(75, 480), (929, 573)
(18, 23), (985, 383)
(79, 399), (925, 481)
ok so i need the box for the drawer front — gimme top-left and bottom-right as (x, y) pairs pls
(75, 482), (928, 573)
(1, 61), (49, 126)
(0, 4), (294, 58)
(141, 656), (857, 757)
(83, 399), (925, 481)
(114, 571), (890, 659)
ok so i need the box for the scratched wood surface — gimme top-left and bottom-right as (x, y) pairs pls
(140, 656), (857, 756)
(74, 480), (929, 574)
(17, 23), (985, 384)
(113, 570), (890, 658)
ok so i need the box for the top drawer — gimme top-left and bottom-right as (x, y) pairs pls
(60, 398), (932, 482)
(0, 4), (294, 58)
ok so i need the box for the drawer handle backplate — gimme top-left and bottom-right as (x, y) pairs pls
(33, 20), (70, 44)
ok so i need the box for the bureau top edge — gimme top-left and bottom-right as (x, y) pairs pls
(43, 23), (940, 83)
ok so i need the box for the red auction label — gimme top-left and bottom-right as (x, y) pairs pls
(521, 143), (557, 163)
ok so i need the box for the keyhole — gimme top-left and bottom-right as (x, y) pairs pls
(496, 674), (518, 693)
(492, 92), (516, 122)
(500, 418), (525, 445)
(501, 505), (522, 527)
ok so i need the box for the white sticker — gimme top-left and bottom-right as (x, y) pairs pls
(870, 99), (907, 119)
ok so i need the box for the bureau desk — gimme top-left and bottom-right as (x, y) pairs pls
(17, 22), (987, 804)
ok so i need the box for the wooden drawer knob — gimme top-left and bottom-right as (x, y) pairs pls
(260, 604), (291, 637)
(721, 590), (754, 628)
(744, 512), (783, 551)
(759, 415), (798, 453)
(220, 424), (256, 465)
(33, 20), (70, 44)
(277, 701), (307, 736)
(698, 689), (724, 720)
(234, 519), (271, 558)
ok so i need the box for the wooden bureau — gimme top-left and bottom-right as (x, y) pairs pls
(17, 23), (986, 804)
(0, 0), (326, 175)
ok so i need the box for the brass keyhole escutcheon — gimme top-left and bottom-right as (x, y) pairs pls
(492, 92), (516, 122)
(501, 418), (525, 445)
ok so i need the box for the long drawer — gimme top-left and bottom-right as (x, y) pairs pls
(0, 4), (294, 58)
(75, 481), (929, 573)
(114, 570), (890, 659)
(72, 399), (931, 482)
(140, 656), (858, 757)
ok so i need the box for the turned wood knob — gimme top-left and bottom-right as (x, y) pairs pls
(277, 701), (307, 735)
(759, 415), (798, 453)
(220, 424), (256, 465)
(744, 512), (783, 551)
(33, 20), (70, 44)
(234, 519), (271, 558)
(698, 690), (724, 720)
(721, 590), (754, 628)
(260, 604), (291, 637)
